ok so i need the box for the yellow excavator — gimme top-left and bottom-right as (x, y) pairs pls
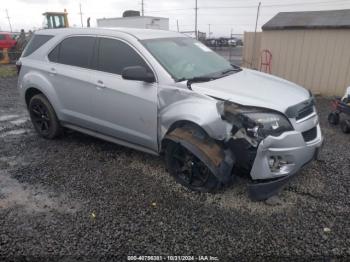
(0, 10), (69, 64)
(43, 9), (69, 29)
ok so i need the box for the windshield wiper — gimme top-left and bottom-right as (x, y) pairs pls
(220, 66), (242, 75)
(185, 76), (217, 90)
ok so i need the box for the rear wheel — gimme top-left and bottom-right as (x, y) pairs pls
(328, 112), (340, 125)
(29, 94), (62, 139)
(340, 120), (350, 134)
(165, 141), (220, 192)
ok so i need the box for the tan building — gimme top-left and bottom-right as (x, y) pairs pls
(243, 9), (350, 96)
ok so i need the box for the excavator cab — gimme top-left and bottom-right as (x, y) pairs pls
(43, 10), (69, 29)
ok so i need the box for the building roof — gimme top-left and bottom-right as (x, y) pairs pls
(262, 9), (350, 30)
(35, 27), (184, 40)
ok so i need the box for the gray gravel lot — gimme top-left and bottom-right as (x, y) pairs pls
(0, 75), (349, 261)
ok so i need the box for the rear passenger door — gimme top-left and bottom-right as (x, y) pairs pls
(89, 37), (158, 151)
(48, 35), (98, 129)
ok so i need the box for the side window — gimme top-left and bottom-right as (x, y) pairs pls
(0, 34), (5, 40)
(48, 44), (59, 62)
(22, 35), (53, 57)
(57, 36), (95, 68)
(97, 38), (149, 75)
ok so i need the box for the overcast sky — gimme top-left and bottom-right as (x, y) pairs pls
(1, 0), (350, 36)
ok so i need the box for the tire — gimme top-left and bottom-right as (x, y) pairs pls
(328, 112), (340, 125)
(28, 94), (62, 139)
(165, 141), (220, 193)
(340, 120), (350, 134)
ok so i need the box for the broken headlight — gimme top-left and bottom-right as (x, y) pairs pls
(217, 101), (293, 138)
(243, 112), (293, 138)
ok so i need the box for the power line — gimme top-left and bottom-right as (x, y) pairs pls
(5, 9), (12, 32)
(141, 0), (144, 16)
(79, 3), (84, 27)
(195, 0), (198, 39)
(146, 0), (349, 13)
(251, 2), (261, 67)
(203, 0), (349, 9)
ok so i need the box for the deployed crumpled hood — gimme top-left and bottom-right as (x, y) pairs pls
(191, 69), (310, 114)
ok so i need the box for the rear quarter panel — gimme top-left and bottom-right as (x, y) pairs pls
(18, 58), (63, 118)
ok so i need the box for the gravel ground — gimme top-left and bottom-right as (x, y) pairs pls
(0, 75), (349, 261)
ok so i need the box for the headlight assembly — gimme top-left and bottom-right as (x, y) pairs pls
(243, 112), (293, 137)
(217, 100), (293, 139)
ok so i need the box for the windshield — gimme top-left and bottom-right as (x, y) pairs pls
(141, 37), (234, 81)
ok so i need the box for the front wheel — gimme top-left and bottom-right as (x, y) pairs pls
(29, 94), (62, 139)
(165, 141), (220, 192)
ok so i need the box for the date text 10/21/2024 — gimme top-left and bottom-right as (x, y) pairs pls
(127, 255), (219, 261)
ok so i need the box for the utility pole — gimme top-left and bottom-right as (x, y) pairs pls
(195, 0), (198, 40)
(5, 9), (12, 32)
(208, 24), (211, 38)
(79, 3), (83, 27)
(251, 2), (261, 69)
(141, 0), (144, 16)
(177, 20), (179, 32)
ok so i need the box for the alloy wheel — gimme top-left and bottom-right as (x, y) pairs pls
(30, 101), (51, 135)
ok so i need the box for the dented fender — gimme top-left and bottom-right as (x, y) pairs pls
(165, 128), (234, 184)
(158, 86), (231, 146)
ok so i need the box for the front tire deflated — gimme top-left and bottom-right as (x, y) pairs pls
(164, 126), (234, 192)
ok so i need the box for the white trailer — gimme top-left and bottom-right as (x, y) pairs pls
(97, 16), (169, 30)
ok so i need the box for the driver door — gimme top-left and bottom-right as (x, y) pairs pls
(89, 37), (158, 152)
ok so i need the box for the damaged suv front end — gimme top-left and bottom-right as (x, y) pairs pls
(142, 36), (323, 200)
(216, 96), (322, 200)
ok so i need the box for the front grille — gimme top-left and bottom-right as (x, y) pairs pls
(302, 127), (317, 142)
(296, 105), (314, 120)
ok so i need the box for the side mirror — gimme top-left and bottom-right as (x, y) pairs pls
(122, 66), (155, 83)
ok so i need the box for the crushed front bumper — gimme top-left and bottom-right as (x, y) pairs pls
(248, 124), (323, 200)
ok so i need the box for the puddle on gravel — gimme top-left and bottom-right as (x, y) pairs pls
(0, 128), (32, 138)
(10, 117), (29, 125)
(0, 156), (22, 167)
(0, 171), (80, 214)
(0, 114), (20, 122)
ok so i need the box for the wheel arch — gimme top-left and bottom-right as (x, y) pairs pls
(160, 120), (208, 153)
(21, 71), (61, 118)
(162, 124), (235, 184)
(25, 87), (44, 107)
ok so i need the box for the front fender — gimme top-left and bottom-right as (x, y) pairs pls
(158, 87), (230, 142)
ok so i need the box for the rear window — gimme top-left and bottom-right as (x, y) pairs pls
(48, 36), (95, 69)
(22, 35), (53, 57)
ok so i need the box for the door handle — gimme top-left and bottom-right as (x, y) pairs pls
(49, 67), (57, 75)
(96, 80), (106, 89)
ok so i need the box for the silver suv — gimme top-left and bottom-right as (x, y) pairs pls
(17, 28), (323, 200)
